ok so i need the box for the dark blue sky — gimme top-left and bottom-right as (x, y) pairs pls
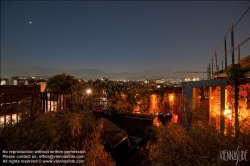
(1, 1), (250, 79)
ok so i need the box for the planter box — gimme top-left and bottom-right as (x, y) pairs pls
(102, 114), (154, 133)
(119, 116), (153, 133)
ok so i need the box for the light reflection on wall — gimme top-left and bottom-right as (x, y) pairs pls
(0, 113), (22, 127)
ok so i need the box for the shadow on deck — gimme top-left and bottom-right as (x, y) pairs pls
(117, 136), (157, 166)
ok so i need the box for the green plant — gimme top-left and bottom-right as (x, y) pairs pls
(46, 73), (79, 92)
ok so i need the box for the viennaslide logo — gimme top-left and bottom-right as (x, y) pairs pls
(220, 146), (248, 165)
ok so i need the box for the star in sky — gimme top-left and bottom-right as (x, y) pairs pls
(1, 1), (249, 78)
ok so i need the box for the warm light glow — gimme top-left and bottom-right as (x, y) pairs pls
(211, 96), (214, 100)
(169, 94), (174, 101)
(0, 113), (22, 127)
(86, 89), (92, 94)
(224, 109), (231, 116)
(224, 109), (232, 127)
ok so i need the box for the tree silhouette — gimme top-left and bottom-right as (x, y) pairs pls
(46, 73), (79, 92)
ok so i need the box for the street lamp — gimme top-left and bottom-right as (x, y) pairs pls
(86, 89), (92, 95)
(86, 89), (92, 110)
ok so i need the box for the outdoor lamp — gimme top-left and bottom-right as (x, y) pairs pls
(86, 89), (92, 94)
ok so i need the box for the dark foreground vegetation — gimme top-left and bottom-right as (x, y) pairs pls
(145, 104), (250, 166)
(0, 100), (115, 166)
(1, 100), (250, 166)
(1, 72), (250, 165)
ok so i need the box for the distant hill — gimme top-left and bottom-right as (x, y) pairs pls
(1, 66), (206, 80)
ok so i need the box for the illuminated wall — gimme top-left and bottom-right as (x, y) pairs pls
(209, 86), (221, 129)
(148, 94), (159, 114)
(209, 85), (250, 132)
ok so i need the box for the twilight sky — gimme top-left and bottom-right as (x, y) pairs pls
(1, 1), (250, 79)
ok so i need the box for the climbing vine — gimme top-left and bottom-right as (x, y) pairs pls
(227, 84), (250, 110)
(225, 67), (249, 141)
(225, 68), (248, 109)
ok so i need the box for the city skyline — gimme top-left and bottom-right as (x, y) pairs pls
(1, 1), (250, 79)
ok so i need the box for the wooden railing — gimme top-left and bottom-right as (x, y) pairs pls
(0, 92), (73, 127)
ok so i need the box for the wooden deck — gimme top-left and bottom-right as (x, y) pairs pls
(213, 55), (250, 78)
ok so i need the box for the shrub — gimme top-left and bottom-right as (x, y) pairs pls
(0, 101), (115, 166)
(147, 100), (250, 166)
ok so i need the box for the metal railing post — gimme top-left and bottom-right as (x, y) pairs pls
(224, 37), (227, 69)
(231, 25), (234, 67)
